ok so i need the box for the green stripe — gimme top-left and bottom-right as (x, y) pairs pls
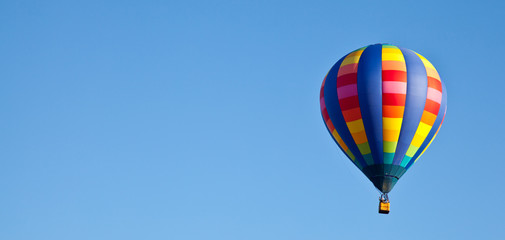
(346, 149), (355, 160)
(383, 141), (398, 152)
(405, 145), (420, 157)
(382, 44), (398, 48)
(356, 143), (371, 155)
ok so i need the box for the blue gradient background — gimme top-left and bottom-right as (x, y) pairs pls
(1, 1), (504, 239)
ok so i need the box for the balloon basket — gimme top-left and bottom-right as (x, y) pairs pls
(379, 201), (390, 214)
(378, 193), (390, 214)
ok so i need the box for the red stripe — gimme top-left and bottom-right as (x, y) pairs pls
(339, 95), (360, 111)
(336, 73), (357, 87)
(424, 99), (441, 115)
(382, 70), (407, 82)
(322, 109), (330, 121)
(383, 93), (406, 106)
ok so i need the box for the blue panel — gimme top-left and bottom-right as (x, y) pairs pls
(324, 54), (368, 168)
(406, 81), (447, 169)
(357, 44), (383, 165)
(392, 49), (428, 165)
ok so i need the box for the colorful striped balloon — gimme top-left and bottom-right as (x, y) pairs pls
(320, 44), (447, 193)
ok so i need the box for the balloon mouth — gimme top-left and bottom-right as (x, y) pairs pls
(361, 164), (407, 193)
(370, 175), (398, 193)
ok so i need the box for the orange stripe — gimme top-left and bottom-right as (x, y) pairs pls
(326, 119), (335, 131)
(383, 105), (405, 118)
(337, 63), (359, 77)
(352, 130), (368, 144)
(382, 61), (406, 71)
(428, 77), (442, 91)
(383, 129), (401, 141)
(420, 111), (437, 125)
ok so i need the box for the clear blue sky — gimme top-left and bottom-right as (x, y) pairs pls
(1, 0), (504, 239)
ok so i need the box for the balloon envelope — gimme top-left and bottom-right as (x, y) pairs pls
(320, 44), (447, 193)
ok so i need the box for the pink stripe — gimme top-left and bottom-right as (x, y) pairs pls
(427, 88), (442, 103)
(320, 97), (326, 110)
(337, 84), (358, 99)
(382, 81), (406, 94)
(337, 63), (358, 77)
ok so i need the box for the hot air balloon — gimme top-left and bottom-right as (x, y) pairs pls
(320, 44), (447, 214)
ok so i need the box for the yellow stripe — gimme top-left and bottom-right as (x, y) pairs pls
(383, 117), (402, 130)
(416, 122), (432, 137)
(415, 52), (441, 92)
(341, 50), (364, 66)
(410, 122), (432, 147)
(346, 119), (365, 133)
(414, 125), (442, 163)
(332, 129), (349, 152)
(382, 47), (404, 62)
(341, 56), (361, 66)
(382, 52), (404, 62)
(331, 129), (358, 162)
(348, 49), (364, 57)
(411, 134), (426, 147)
(415, 52), (436, 70)
(426, 67), (441, 80)
(382, 47), (400, 53)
